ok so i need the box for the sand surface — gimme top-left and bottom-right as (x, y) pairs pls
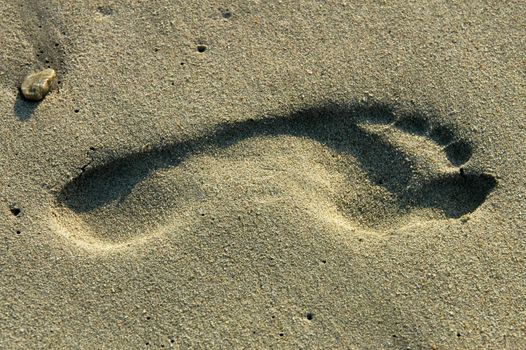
(1, 1), (525, 349)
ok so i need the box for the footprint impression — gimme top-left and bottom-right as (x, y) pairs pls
(53, 102), (496, 251)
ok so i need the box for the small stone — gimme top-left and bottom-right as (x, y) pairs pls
(21, 68), (57, 101)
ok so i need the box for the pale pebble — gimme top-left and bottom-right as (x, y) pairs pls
(21, 68), (57, 101)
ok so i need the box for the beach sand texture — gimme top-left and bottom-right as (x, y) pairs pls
(1, 1), (525, 349)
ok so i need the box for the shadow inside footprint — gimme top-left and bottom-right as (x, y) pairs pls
(405, 172), (497, 218)
(56, 102), (497, 245)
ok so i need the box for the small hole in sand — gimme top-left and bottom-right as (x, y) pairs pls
(10, 207), (21, 216)
(97, 6), (114, 16)
(306, 312), (314, 320)
(197, 45), (207, 53)
(279, 333), (284, 337)
(74, 109), (80, 113)
(16, 230), (21, 234)
(221, 9), (233, 19)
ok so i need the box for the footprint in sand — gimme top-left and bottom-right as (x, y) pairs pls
(52, 102), (496, 251)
